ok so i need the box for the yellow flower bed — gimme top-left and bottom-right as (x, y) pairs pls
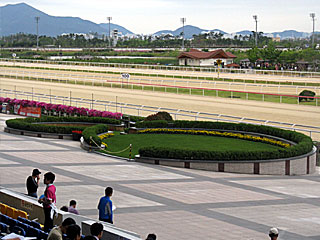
(138, 128), (291, 148)
(98, 132), (114, 140)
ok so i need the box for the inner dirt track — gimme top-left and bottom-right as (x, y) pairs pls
(1, 60), (320, 83)
(1, 66), (320, 96)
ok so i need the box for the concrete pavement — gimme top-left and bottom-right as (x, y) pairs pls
(1, 114), (320, 239)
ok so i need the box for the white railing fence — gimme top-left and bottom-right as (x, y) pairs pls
(1, 58), (320, 79)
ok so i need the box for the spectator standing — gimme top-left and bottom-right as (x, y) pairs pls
(68, 200), (79, 215)
(97, 187), (113, 224)
(66, 224), (81, 240)
(90, 222), (103, 240)
(39, 172), (56, 232)
(47, 217), (76, 240)
(269, 227), (279, 240)
(26, 169), (41, 198)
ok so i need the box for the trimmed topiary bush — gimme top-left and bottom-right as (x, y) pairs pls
(299, 90), (316, 102)
(145, 112), (173, 121)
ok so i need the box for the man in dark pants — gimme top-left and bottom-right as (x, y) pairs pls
(97, 187), (113, 224)
(39, 172), (56, 232)
(26, 169), (41, 198)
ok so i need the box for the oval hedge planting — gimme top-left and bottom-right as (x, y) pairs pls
(6, 116), (120, 134)
(135, 120), (314, 161)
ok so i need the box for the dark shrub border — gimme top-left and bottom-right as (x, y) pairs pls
(82, 124), (109, 146)
(6, 116), (120, 134)
(136, 120), (314, 161)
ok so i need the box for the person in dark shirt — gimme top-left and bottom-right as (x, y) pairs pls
(90, 222), (103, 240)
(26, 169), (41, 198)
(68, 200), (79, 215)
(66, 224), (81, 240)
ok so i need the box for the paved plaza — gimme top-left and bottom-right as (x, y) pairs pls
(1, 114), (320, 239)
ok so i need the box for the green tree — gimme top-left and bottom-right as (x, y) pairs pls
(247, 47), (261, 63)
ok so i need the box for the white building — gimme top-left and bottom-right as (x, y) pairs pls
(178, 49), (237, 67)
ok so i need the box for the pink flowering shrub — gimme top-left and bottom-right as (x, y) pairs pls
(0, 97), (122, 120)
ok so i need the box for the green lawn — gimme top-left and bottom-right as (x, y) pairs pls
(102, 133), (282, 159)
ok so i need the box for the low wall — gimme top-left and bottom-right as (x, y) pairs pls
(0, 188), (63, 225)
(136, 146), (317, 175)
(4, 127), (73, 140)
(0, 188), (141, 240)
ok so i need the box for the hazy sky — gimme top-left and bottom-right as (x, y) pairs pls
(0, 0), (319, 34)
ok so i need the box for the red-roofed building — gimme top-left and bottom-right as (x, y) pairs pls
(178, 49), (237, 67)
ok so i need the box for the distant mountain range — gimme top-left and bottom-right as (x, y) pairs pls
(0, 3), (316, 39)
(0, 3), (133, 36)
(154, 25), (226, 39)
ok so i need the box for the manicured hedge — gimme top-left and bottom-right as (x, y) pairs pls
(6, 118), (85, 134)
(136, 120), (314, 161)
(6, 116), (120, 134)
(136, 120), (310, 144)
(125, 115), (145, 122)
(82, 124), (109, 146)
(139, 144), (311, 161)
(25, 116), (121, 124)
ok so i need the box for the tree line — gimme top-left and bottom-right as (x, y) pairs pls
(0, 32), (319, 49)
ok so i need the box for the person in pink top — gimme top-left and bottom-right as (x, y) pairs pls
(39, 172), (56, 232)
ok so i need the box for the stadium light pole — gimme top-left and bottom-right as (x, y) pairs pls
(35, 16), (40, 50)
(310, 13), (316, 48)
(107, 17), (112, 49)
(253, 15), (258, 47)
(180, 17), (186, 50)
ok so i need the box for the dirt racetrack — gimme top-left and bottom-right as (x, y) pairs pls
(1, 60), (320, 83)
(1, 77), (319, 140)
(0, 66), (319, 96)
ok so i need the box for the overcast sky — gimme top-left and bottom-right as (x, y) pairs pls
(0, 0), (319, 34)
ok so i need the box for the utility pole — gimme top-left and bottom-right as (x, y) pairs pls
(310, 13), (316, 48)
(180, 17), (186, 50)
(35, 17), (40, 50)
(253, 15), (258, 47)
(107, 17), (112, 49)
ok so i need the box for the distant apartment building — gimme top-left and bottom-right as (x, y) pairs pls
(272, 37), (281, 42)
(178, 49), (236, 67)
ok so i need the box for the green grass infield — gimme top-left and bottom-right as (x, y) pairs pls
(101, 132), (282, 159)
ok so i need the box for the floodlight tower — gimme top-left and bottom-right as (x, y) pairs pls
(107, 17), (112, 48)
(180, 17), (186, 49)
(253, 15), (258, 47)
(310, 13), (316, 48)
(35, 17), (40, 50)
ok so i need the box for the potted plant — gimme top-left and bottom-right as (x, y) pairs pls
(72, 130), (83, 141)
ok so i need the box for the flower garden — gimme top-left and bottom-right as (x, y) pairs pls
(0, 97), (122, 119)
(2, 98), (315, 166)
